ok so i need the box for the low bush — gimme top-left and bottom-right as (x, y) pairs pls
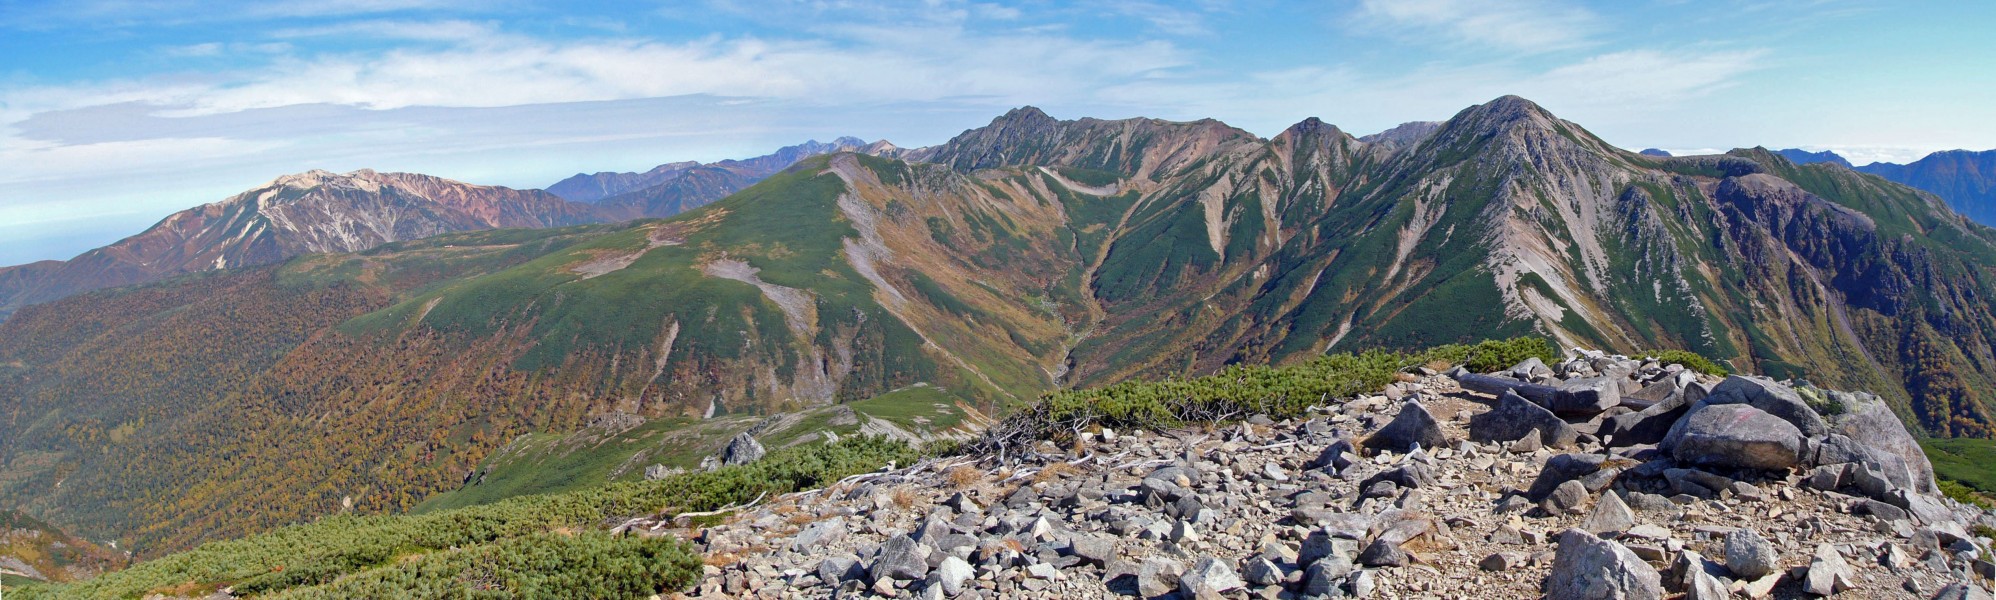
(1642, 349), (1729, 377)
(972, 338), (1550, 452)
(1455, 337), (1562, 374)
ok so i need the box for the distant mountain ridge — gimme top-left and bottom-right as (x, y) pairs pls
(1765, 147), (1996, 225)
(546, 137), (873, 202)
(0, 139), (877, 320)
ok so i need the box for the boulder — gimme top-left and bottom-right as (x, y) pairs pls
(1178, 557), (1245, 599)
(1802, 543), (1854, 596)
(819, 556), (865, 584)
(1242, 556), (1283, 586)
(1602, 387), (1693, 448)
(1553, 376), (1624, 416)
(1137, 558), (1185, 598)
(1529, 453), (1613, 500)
(1544, 480), (1589, 515)
(1545, 528), (1663, 600)
(721, 432), (767, 466)
(1723, 528), (1780, 579)
(1357, 538), (1410, 567)
(1310, 438), (1359, 472)
(1703, 376), (1829, 438)
(1934, 582), (1996, 600)
(1359, 461), (1436, 492)
(932, 556), (973, 596)
(1684, 568), (1728, 600)
(1663, 403), (1805, 471)
(870, 534), (931, 582)
(1470, 390), (1579, 448)
(1364, 400), (1448, 453)
(1824, 392), (1938, 493)
(1481, 551), (1530, 571)
(1579, 491), (1637, 535)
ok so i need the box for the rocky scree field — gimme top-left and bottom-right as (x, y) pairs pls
(667, 349), (1994, 599)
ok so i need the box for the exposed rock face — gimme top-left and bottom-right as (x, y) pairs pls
(671, 353), (1993, 599)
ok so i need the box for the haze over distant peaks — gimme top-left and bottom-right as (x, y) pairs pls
(547, 137), (873, 202)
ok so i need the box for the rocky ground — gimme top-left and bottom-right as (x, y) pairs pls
(654, 352), (1996, 599)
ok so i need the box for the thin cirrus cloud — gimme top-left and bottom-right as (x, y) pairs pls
(1351, 0), (1602, 52)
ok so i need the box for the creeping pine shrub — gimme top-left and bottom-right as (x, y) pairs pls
(23, 436), (915, 600)
(1453, 337), (1562, 374)
(266, 532), (699, 600)
(1643, 349), (1729, 377)
(970, 338), (1551, 453)
(1941, 479), (1996, 510)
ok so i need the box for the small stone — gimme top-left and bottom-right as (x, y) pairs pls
(1481, 551), (1529, 571)
(1509, 428), (1545, 453)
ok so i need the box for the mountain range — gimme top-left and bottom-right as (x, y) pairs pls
(5, 96), (1996, 557)
(0, 139), (875, 321)
(1696, 147), (1996, 226)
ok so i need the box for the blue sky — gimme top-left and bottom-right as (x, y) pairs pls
(2, 0), (1994, 266)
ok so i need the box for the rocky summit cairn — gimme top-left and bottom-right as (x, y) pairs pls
(663, 348), (1994, 599)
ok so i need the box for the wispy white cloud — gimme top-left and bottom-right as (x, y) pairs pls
(1350, 0), (1601, 52)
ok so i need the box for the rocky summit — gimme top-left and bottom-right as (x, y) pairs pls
(652, 350), (1993, 599)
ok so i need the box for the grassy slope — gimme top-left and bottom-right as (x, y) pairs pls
(18, 436), (916, 600)
(1922, 437), (1996, 493)
(414, 386), (976, 513)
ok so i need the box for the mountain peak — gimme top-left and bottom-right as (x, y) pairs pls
(1459, 95), (1557, 129)
(992, 105), (1058, 128)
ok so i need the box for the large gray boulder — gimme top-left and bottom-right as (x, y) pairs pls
(1662, 403), (1805, 471)
(1545, 528), (1663, 600)
(1364, 400), (1448, 453)
(1471, 390), (1579, 448)
(1703, 376), (1829, 438)
(1552, 376), (1623, 416)
(1821, 391), (1938, 493)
